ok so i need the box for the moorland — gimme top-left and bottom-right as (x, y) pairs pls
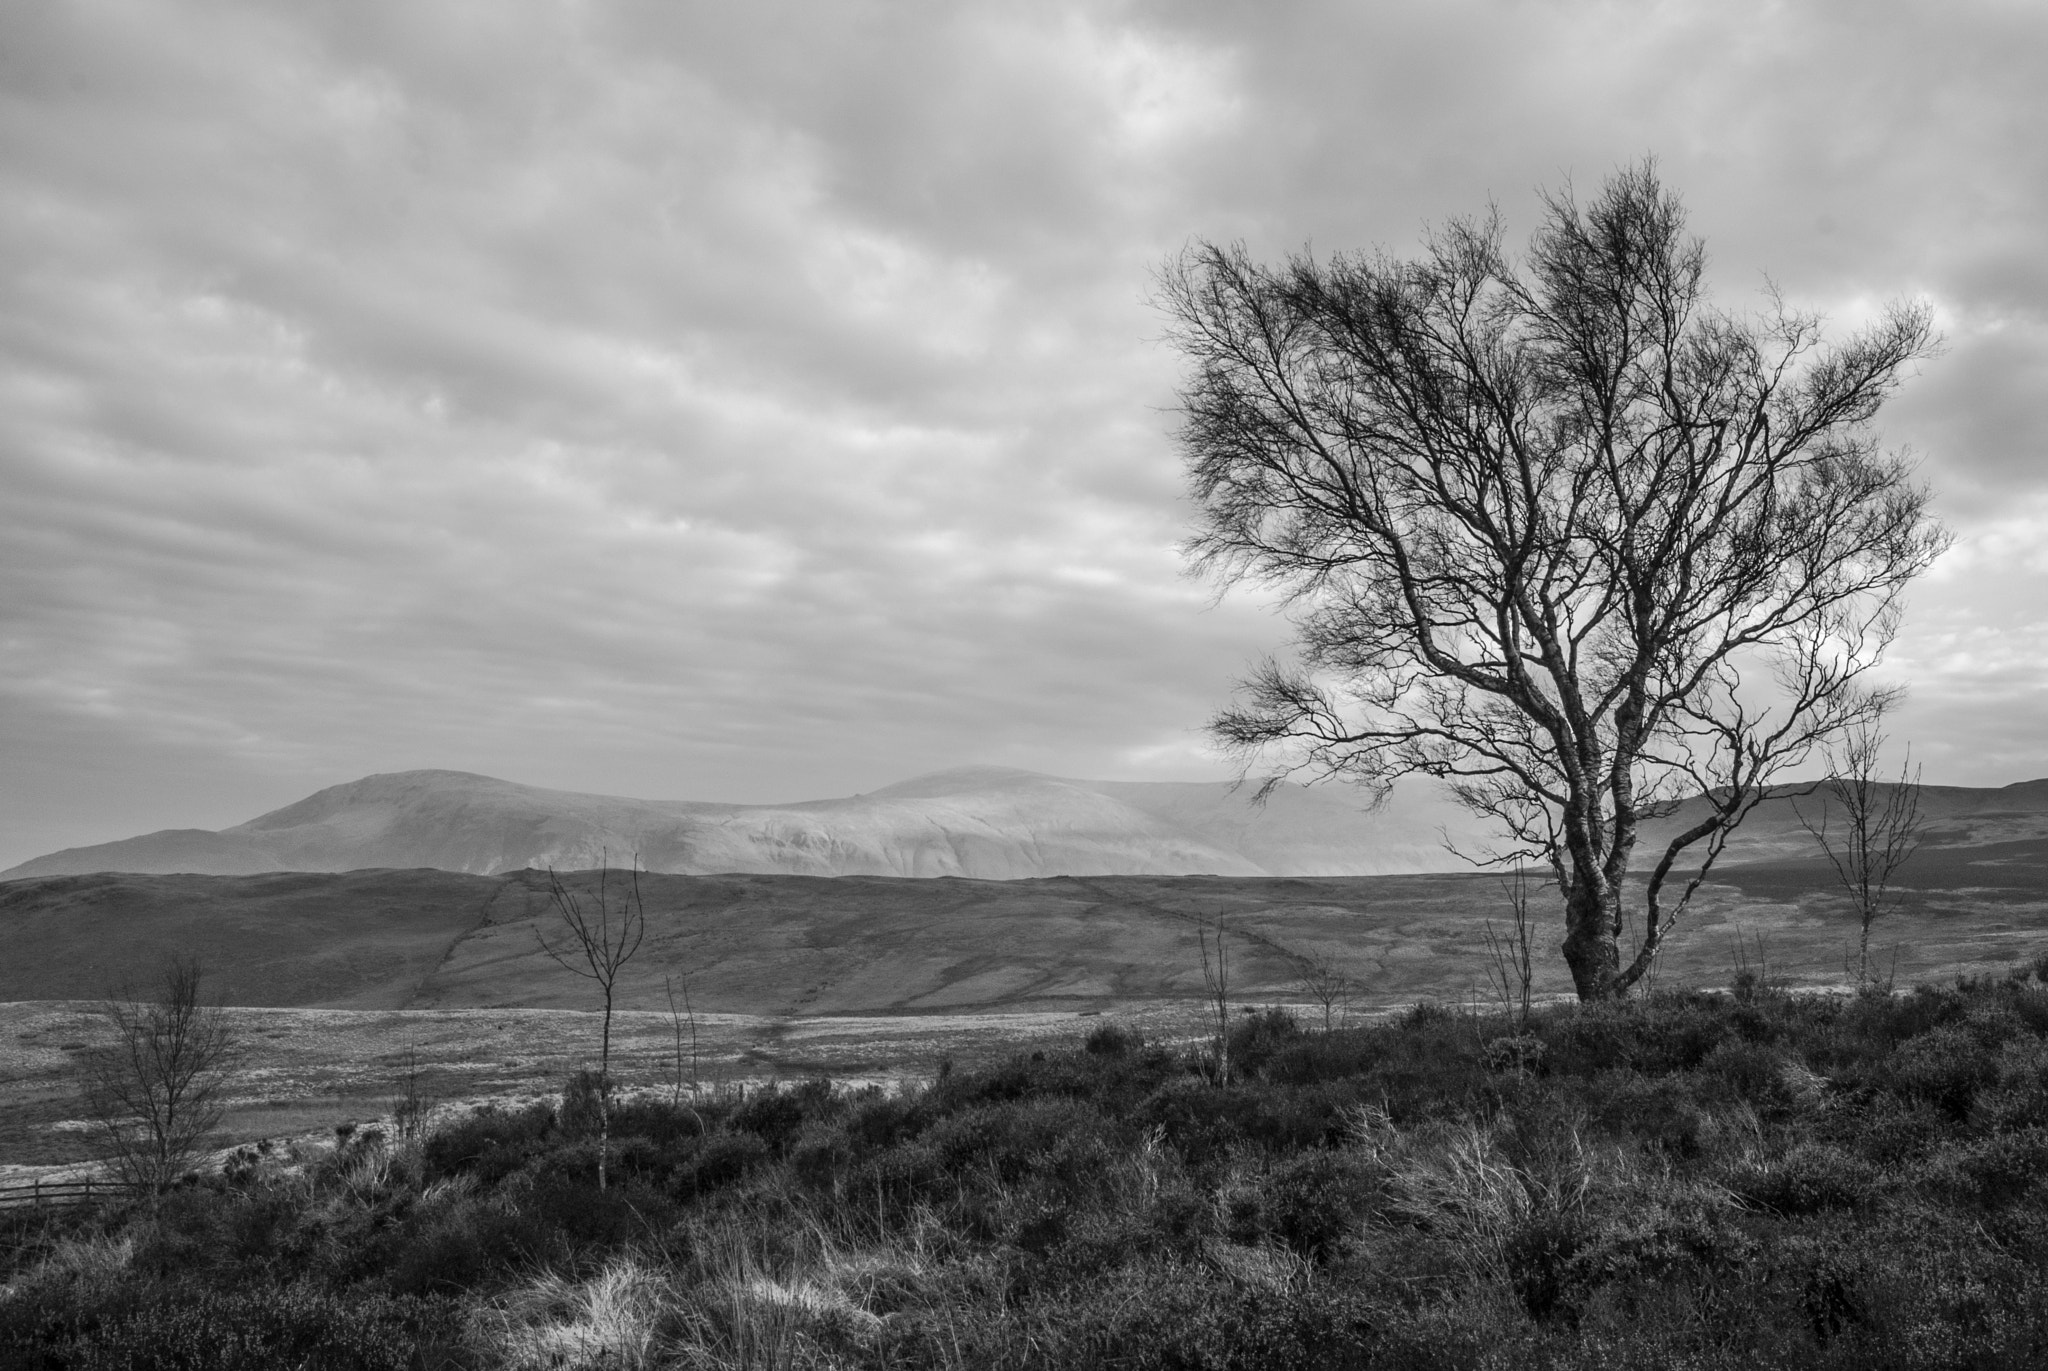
(6, 832), (2048, 1173)
(11, 967), (2048, 1367)
(5, 773), (2048, 1366)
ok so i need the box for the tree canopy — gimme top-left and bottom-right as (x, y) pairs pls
(1161, 163), (1947, 999)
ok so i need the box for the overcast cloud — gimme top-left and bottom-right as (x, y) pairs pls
(3, 0), (2045, 867)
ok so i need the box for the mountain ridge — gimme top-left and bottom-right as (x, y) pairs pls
(6, 766), (1478, 881)
(13, 767), (2048, 883)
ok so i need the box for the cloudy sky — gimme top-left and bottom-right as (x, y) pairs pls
(3, 0), (2045, 868)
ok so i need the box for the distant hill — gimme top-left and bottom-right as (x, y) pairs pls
(7, 847), (2048, 1012)
(1636, 780), (2048, 862)
(13, 766), (2048, 884)
(0, 869), (498, 1008)
(0, 766), (1495, 880)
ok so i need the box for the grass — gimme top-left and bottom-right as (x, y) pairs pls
(12, 962), (2048, 1367)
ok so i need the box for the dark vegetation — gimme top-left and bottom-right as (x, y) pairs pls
(14, 966), (2048, 1367)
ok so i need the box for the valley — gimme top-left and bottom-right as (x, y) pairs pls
(7, 845), (2048, 1169)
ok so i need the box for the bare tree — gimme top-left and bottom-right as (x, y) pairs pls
(391, 1037), (431, 1145)
(83, 956), (238, 1193)
(665, 972), (699, 1107)
(1483, 869), (1539, 1029)
(1297, 949), (1357, 1032)
(1198, 922), (1233, 1085)
(537, 856), (647, 1190)
(1160, 161), (1947, 1000)
(1796, 724), (1925, 988)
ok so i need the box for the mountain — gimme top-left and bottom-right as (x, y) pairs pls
(0, 766), (1494, 881)
(15, 766), (2048, 884)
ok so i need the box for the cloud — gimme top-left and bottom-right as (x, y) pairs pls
(1, 0), (2044, 865)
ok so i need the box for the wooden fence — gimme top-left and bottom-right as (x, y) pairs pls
(0, 1175), (138, 1210)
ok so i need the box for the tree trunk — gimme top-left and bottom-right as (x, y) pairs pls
(598, 988), (612, 1193)
(1561, 876), (1624, 1000)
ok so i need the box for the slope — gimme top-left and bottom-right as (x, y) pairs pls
(0, 767), (1475, 880)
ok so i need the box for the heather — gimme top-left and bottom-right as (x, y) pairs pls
(10, 968), (2048, 1369)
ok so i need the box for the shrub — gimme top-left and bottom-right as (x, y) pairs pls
(1731, 1144), (1879, 1215)
(524, 1176), (662, 1249)
(423, 1101), (555, 1185)
(730, 1085), (813, 1153)
(682, 1130), (772, 1196)
(1084, 1020), (1144, 1057)
(381, 1198), (557, 1296)
(922, 1098), (1123, 1196)
(0, 1283), (463, 1371)
(1482, 1035), (1548, 1075)
(1889, 1026), (1997, 1118)
(1256, 1027), (1386, 1086)
(789, 1119), (857, 1191)
(1832, 1093), (1949, 1167)
(608, 1093), (709, 1146)
(558, 1069), (606, 1136)
(1503, 1210), (1594, 1322)
(1697, 1038), (1790, 1109)
(837, 1089), (934, 1154)
(1230, 1007), (1307, 1077)
(1964, 1003), (2028, 1050)
(1136, 1079), (1269, 1167)
(1949, 1127), (2048, 1206)
(2008, 989), (2048, 1039)
(1581, 1071), (1708, 1162)
(1242, 1149), (1383, 1262)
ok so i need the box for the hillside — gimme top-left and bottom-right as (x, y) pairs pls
(6, 848), (2048, 1013)
(0, 869), (498, 1008)
(1, 766), (1494, 881)
(12, 765), (2048, 890)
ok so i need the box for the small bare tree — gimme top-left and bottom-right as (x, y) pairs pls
(1482, 869), (1539, 1030)
(1297, 949), (1356, 1032)
(83, 956), (238, 1193)
(537, 855), (648, 1190)
(391, 1037), (431, 1145)
(665, 972), (699, 1107)
(1198, 922), (1233, 1085)
(1796, 725), (1925, 988)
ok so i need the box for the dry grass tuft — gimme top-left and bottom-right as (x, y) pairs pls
(473, 1258), (671, 1371)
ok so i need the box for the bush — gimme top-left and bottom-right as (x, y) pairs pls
(1229, 1007), (1307, 1077)
(0, 1283), (463, 1371)
(608, 1092), (709, 1146)
(558, 1069), (606, 1136)
(1889, 1026), (1997, 1118)
(1504, 1210), (1595, 1322)
(1697, 1038), (1790, 1108)
(923, 1098), (1123, 1194)
(1482, 1035), (1548, 1075)
(1582, 1070), (1709, 1161)
(1731, 1144), (1880, 1215)
(680, 1130), (771, 1195)
(422, 1101), (555, 1184)
(1239, 1149), (1383, 1262)
(1832, 1093), (1949, 1167)
(381, 1197), (558, 1296)
(1950, 1127), (2048, 1206)
(1085, 1020), (1144, 1057)
(730, 1084), (815, 1153)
